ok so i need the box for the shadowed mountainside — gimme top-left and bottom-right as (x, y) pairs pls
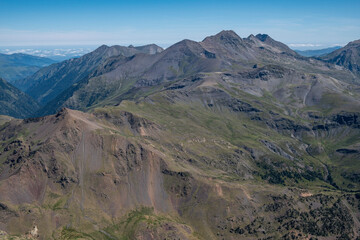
(0, 78), (40, 118)
(321, 39), (360, 76)
(13, 44), (163, 105)
(0, 53), (56, 83)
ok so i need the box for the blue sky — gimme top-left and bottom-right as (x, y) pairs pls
(1, 0), (359, 49)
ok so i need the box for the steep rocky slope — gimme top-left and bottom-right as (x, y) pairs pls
(321, 39), (360, 76)
(1, 89), (360, 239)
(36, 31), (357, 117)
(13, 44), (163, 105)
(0, 78), (40, 118)
(0, 115), (13, 125)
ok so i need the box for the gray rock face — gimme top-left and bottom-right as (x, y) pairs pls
(14, 44), (164, 105)
(34, 31), (359, 117)
(321, 39), (360, 76)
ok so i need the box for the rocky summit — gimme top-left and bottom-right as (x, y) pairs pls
(0, 30), (360, 239)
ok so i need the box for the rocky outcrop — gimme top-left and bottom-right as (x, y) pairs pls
(321, 39), (360, 76)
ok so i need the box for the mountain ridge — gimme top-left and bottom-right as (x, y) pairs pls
(0, 53), (56, 83)
(295, 46), (342, 57)
(13, 44), (164, 105)
(320, 39), (360, 76)
(0, 78), (40, 118)
(35, 30), (358, 117)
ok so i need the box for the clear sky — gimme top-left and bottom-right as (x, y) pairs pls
(1, 0), (359, 49)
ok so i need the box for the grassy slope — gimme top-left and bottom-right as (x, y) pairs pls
(54, 70), (360, 238)
(93, 78), (360, 191)
(2, 73), (360, 239)
(2, 93), (359, 238)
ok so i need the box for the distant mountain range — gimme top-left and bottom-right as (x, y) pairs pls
(295, 46), (342, 57)
(1, 31), (360, 239)
(320, 40), (360, 76)
(0, 53), (56, 83)
(0, 46), (96, 61)
(30, 31), (358, 117)
(13, 44), (163, 105)
(7, 31), (360, 118)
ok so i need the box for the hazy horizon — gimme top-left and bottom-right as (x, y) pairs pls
(0, 38), (347, 61)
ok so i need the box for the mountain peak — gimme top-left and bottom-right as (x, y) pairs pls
(216, 30), (241, 38)
(202, 30), (243, 47)
(170, 39), (200, 49)
(55, 107), (70, 116)
(348, 39), (360, 46)
(321, 39), (360, 76)
(132, 44), (164, 54)
(162, 39), (204, 57)
(255, 34), (272, 42)
(94, 44), (110, 52)
(252, 33), (297, 55)
(204, 30), (242, 42)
